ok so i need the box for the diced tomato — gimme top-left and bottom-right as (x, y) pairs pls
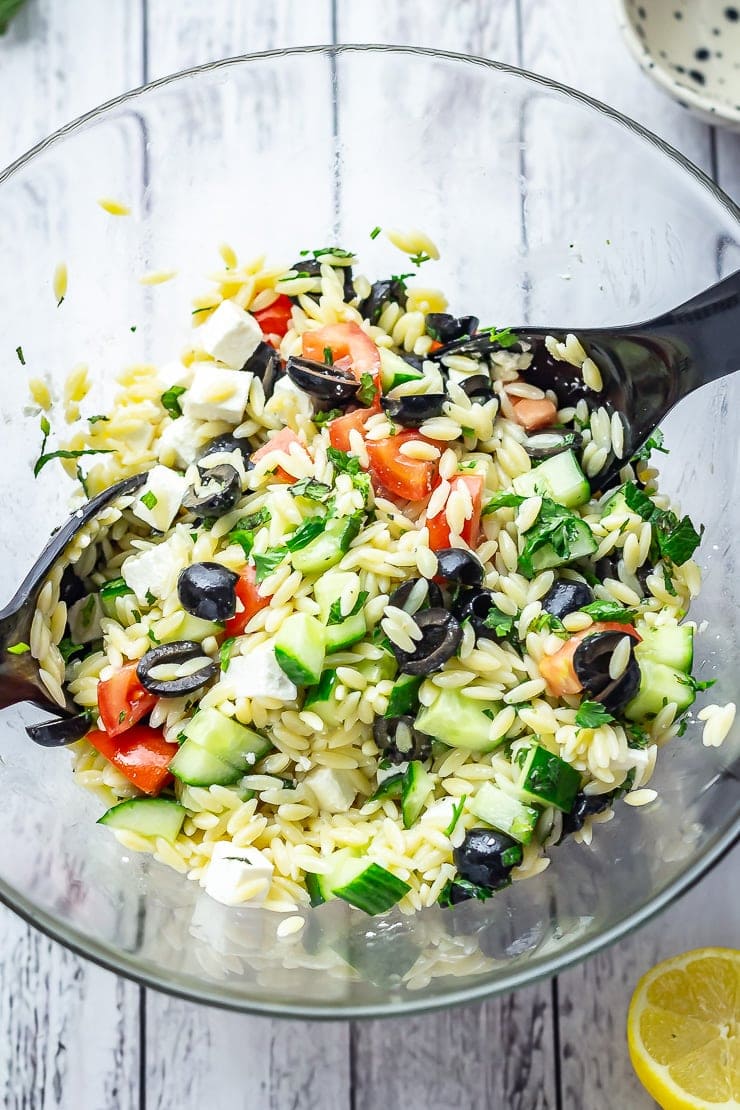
(253, 294), (293, 340)
(327, 388), (383, 452)
(426, 474), (484, 551)
(539, 622), (641, 697)
(251, 427), (309, 483)
(511, 397), (559, 432)
(429, 339), (444, 353)
(366, 431), (439, 502)
(97, 663), (157, 738)
(224, 565), (271, 638)
(302, 322), (381, 383)
(87, 726), (178, 796)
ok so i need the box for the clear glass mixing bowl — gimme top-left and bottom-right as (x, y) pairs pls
(0, 46), (738, 1017)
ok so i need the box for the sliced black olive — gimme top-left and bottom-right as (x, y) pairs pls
(389, 577), (443, 612)
(289, 260), (354, 302)
(594, 552), (620, 582)
(392, 608), (463, 675)
(381, 394), (446, 428)
(524, 342), (594, 406)
(426, 313), (479, 344)
(286, 355), (359, 406)
(136, 640), (218, 697)
(25, 712), (91, 747)
(572, 630), (641, 712)
(459, 374), (495, 403)
(435, 548), (485, 587)
(429, 332), (519, 362)
(558, 790), (613, 842)
(453, 587), (500, 638)
(182, 463), (241, 519)
(357, 278), (408, 325)
(453, 828), (523, 891)
(542, 579), (593, 619)
(400, 353), (424, 372)
(242, 341), (279, 399)
(59, 565), (87, 607)
(199, 434), (254, 470)
(177, 562), (239, 623)
(373, 715), (431, 765)
(523, 429), (584, 461)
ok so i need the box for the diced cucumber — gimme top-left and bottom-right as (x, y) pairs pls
(98, 797), (186, 842)
(512, 450), (590, 508)
(304, 669), (339, 709)
(401, 761), (434, 828)
(600, 485), (630, 518)
(325, 612), (366, 652)
(415, 688), (502, 752)
(169, 740), (242, 787)
(314, 573), (368, 653)
(357, 651), (397, 684)
(368, 772), (405, 803)
(305, 872), (326, 907)
(274, 613), (326, 686)
(635, 623), (693, 673)
(315, 849), (411, 915)
(291, 514), (363, 576)
(157, 612), (224, 644)
(184, 707), (272, 769)
(379, 347), (424, 390)
(467, 782), (539, 844)
(517, 744), (581, 812)
(528, 518), (597, 573)
(625, 657), (696, 720)
(385, 674), (423, 718)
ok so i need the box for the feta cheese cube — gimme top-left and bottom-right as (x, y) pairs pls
(204, 842), (273, 907)
(132, 464), (188, 532)
(225, 646), (298, 703)
(421, 797), (456, 824)
(270, 374), (313, 417)
(304, 767), (357, 814)
(68, 594), (104, 644)
(157, 359), (193, 390)
(122, 528), (191, 603)
(157, 415), (212, 469)
(182, 363), (252, 425)
(376, 761), (407, 786)
(195, 301), (262, 369)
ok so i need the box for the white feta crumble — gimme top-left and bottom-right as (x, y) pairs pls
(422, 797), (456, 824)
(376, 761), (407, 786)
(68, 594), (104, 644)
(270, 374), (313, 417)
(195, 300), (262, 369)
(304, 767), (357, 814)
(204, 842), (273, 907)
(157, 415), (213, 469)
(225, 645), (298, 702)
(121, 528), (191, 603)
(132, 464), (188, 532)
(182, 363), (252, 424)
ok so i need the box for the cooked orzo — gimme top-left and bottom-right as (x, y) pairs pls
(24, 233), (734, 917)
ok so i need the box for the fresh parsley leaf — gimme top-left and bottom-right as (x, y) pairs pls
(285, 518), (326, 552)
(88, 414), (109, 424)
(625, 722), (650, 749)
(357, 371), (378, 406)
(33, 446), (113, 479)
(15, 345), (25, 365)
(0, 0), (28, 34)
(631, 428), (668, 464)
(482, 606), (515, 638)
(323, 346), (334, 366)
(580, 600), (636, 622)
(99, 577), (132, 600)
(480, 326), (520, 349)
(482, 491), (526, 514)
(118, 710), (126, 724)
(678, 674), (717, 693)
(444, 795), (466, 838)
(228, 529), (254, 557)
(253, 548), (287, 582)
(192, 305), (218, 316)
(313, 408), (342, 427)
(6, 641), (30, 655)
(147, 628), (160, 645)
(660, 515), (703, 565)
(517, 498), (591, 579)
(327, 590), (368, 626)
(75, 465), (90, 497)
(144, 589), (156, 606)
(410, 250), (431, 266)
(390, 272), (414, 288)
(501, 845), (523, 867)
(662, 564), (678, 597)
(327, 446), (361, 476)
(623, 481), (655, 520)
(437, 877), (495, 908)
(161, 385), (186, 419)
(58, 637), (83, 663)
(623, 483), (703, 566)
(370, 226), (382, 240)
(529, 611), (568, 635)
(234, 507), (271, 532)
(575, 701), (615, 729)
(220, 636), (236, 672)
(290, 478), (332, 502)
(140, 490), (158, 510)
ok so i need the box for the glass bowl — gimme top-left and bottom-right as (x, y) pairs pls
(0, 45), (738, 1018)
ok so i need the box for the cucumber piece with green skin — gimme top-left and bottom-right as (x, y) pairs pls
(156, 612), (224, 644)
(305, 872), (326, 907)
(512, 449), (590, 508)
(358, 652), (397, 684)
(379, 347), (424, 390)
(184, 707), (272, 768)
(600, 485), (631, 518)
(635, 624), (693, 673)
(517, 744), (581, 812)
(291, 515), (363, 576)
(325, 611), (367, 653)
(368, 772), (404, 803)
(624, 657), (696, 720)
(315, 849), (411, 915)
(528, 519), (597, 573)
(415, 688), (502, 752)
(401, 761), (434, 828)
(304, 669), (339, 709)
(467, 781), (539, 844)
(385, 674), (423, 718)
(98, 797), (186, 842)
(169, 740), (242, 787)
(274, 613), (326, 686)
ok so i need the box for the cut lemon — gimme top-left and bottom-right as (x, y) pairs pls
(627, 947), (740, 1109)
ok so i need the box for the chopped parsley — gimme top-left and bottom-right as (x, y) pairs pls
(15, 345), (25, 365)
(147, 628), (160, 645)
(482, 606), (515, 638)
(290, 478), (332, 503)
(357, 372), (378, 406)
(33, 445), (113, 479)
(253, 548), (287, 582)
(580, 600), (636, 622)
(517, 498), (591, 579)
(482, 491), (526, 514)
(235, 507), (271, 531)
(228, 529), (254, 557)
(140, 490), (158, 510)
(285, 517), (326, 552)
(409, 250), (431, 266)
(76, 465), (90, 497)
(323, 345), (334, 366)
(479, 326), (520, 349)
(390, 272), (414, 288)
(327, 590), (368, 626)
(370, 226), (382, 240)
(58, 637), (83, 663)
(575, 701), (615, 729)
(160, 385), (186, 419)
(625, 722), (650, 749)
(623, 482), (703, 566)
(219, 636), (236, 672)
(80, 594), (96, 628)
(88, 414), (109, 424)
(444, 795), (467, 838)
(313, 408), (342, 427)
(438, 877), (495, 908)
(6, 642), (30, 655)
(99, 577), (133, 600)
(529, 611), (567, 636)
(298, 246), (355, 261)
(631, 428), (668, 464)
(118, 710), (126, 724)
(327, 446), (362, 476)
(677, 674), (717, 693)
(662, 565), (678, 596)
(130, 325), (137, 332)
(191, 305), (218, 316)
(279, 270), (312, 281)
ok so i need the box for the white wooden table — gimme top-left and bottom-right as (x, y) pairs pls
(0, 3), (738, 1107)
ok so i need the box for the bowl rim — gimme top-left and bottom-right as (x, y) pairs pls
(1, 42), (739, 1018)
(614, 0), (740, 128)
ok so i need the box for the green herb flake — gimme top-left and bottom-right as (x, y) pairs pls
(6, 641), (30, 655)
(357, 371), (378, 406)
(482, 606), (515, 639)
(626, 722), (650, 749)
(147, 628), (160, 645)
(323, 346), (334, 366)
(253, 548), (287, 583)
(290, 477), (332, 502)
(327, 446), (362, 477)
(160, 385), (186, 419)
(88, 414), (109, 424)
(140, 490), (158, 510)
(437, 877), (495, 908)
(228, 529), (254, 557)
(130, 325), (137, 332)
(144, 589), (156, 606)
(81, 594), (96, 627)
(100, 577), (133, 600)
(662, 564), (678, 597)
(286, 518), (326, 552)
(58, 637), (83, 663)
(76, 465), (90, 497)
(15, 345), (25, 365)
(410, 250), (432, 267)
(482, 491), (526, 514)
(234, 507), (271, 532)
(191, 305), (218, 316)
(575, 701), (615, 729)
(313, 408), (342, 427)
(480, 326), (520, 349)
(370, 226), (382, 240)
(678, 674), (717, 693)
(34, 446), (113, 479)
(390, 272), (414, 288)
(444, 795), (467, 838)
(118, 710), (126, 724)
(623, 482), (703, 566)
(327, 590), (368, 626)
(517, 497), (593, 579)
(220, 636), (236, 672)
(501, 845), (523, 868)
(631, 428), (668, 464)
(580, 600), (636, 623)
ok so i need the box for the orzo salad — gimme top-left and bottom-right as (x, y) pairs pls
(23, 230), (735, 917)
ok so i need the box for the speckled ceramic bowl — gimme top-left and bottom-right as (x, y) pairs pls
(617, 0), (740, 129)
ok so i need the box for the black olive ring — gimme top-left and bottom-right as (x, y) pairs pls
(136, 640), (218, 697)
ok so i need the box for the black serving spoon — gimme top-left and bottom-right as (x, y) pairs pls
(518, 268), (740, 489)
(0, 473), (146, 741)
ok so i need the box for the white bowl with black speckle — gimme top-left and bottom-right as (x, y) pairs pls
(616, 0), (740, 129)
